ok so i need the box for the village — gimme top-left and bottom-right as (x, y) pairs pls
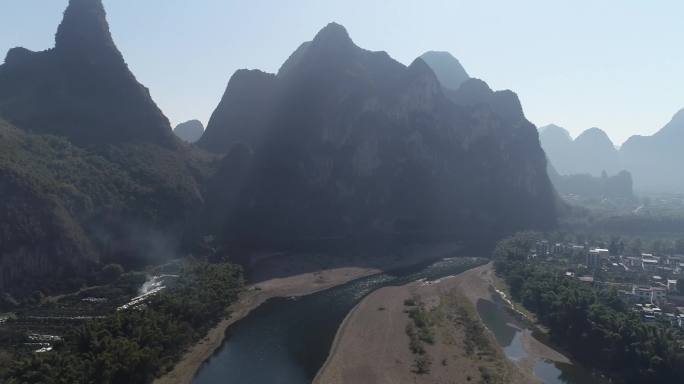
(0, 271), (179, 358)
(533, 239), (684, 328)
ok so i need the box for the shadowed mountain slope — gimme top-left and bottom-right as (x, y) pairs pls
(203, 23), (557, 249)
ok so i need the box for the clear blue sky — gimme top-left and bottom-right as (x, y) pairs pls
(2, 0), (683, 145)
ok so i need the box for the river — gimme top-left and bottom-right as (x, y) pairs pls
(193, 257), (485, 383)
(193, 257), (604, 384)
(477, 294), (608, 384)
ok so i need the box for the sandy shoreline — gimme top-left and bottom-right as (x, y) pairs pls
(315, 263), (572, 384)
(153, 266), (380, 384)
(155, 243), (462, 384)
(462, 263), (571, 365)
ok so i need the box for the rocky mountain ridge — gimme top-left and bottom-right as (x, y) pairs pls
(202, 22), (557, 248)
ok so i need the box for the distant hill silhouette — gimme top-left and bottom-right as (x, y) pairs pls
(419, 51), (469, 90)
(539, 125), (620, 176)
(548, 163), (634, 199)
(174, 119), (205, 143)
(0, 0), (177, 147)
(541, 111), (684, 193)
(620, 109), (684, 193)
(203, 23), (557, 248)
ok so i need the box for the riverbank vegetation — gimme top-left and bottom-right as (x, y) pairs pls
(404, 300), (436, 373)
(3, 260), (243, 384)
(494, 232), (684, 383)
(403, 292), (508, 383)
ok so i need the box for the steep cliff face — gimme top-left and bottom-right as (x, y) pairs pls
(198, 70), (278, 152)
(206, 23), (557, 247)
(0, 0), (176, 147)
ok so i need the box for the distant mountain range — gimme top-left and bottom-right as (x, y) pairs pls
(0, 2), (557, 300)
(174, 119), (205, 143)
(547, 164), (634, 200)
(421, 53), (632, 200)
(540, 110), (684, 193)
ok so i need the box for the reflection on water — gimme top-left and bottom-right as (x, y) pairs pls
(194, 257), (487, 384)
(476, 295), (607, 384)
(476, 298), (526, 360)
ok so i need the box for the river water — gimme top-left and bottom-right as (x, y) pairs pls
(193, 257), (604, 384)
(193, 257), (486, 383)
(477, 295), (608, 384)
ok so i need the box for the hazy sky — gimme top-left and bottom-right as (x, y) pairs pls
(1, 0), (682, 145)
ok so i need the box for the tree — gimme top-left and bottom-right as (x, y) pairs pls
(101, 264), (124, 283)
(650, 239), (664, 256)
(627, 238), (643, 256)
(494, 233), (684, 384)
(675, 239), (684, 255)
(609, 236), (624, 256)
(4, 260), (243, 384)
(414, 354), (432, 374)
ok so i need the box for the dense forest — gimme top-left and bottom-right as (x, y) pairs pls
(0, 119), (219, 302)
(3, 260), (243, 384)
(494, 233), (684, 383)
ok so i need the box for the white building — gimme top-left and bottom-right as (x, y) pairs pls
(586, 248), (609, 269)
(642, 258), (659, 272)
(631, 285), (667, 304)
(667, 279), (678, 292)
